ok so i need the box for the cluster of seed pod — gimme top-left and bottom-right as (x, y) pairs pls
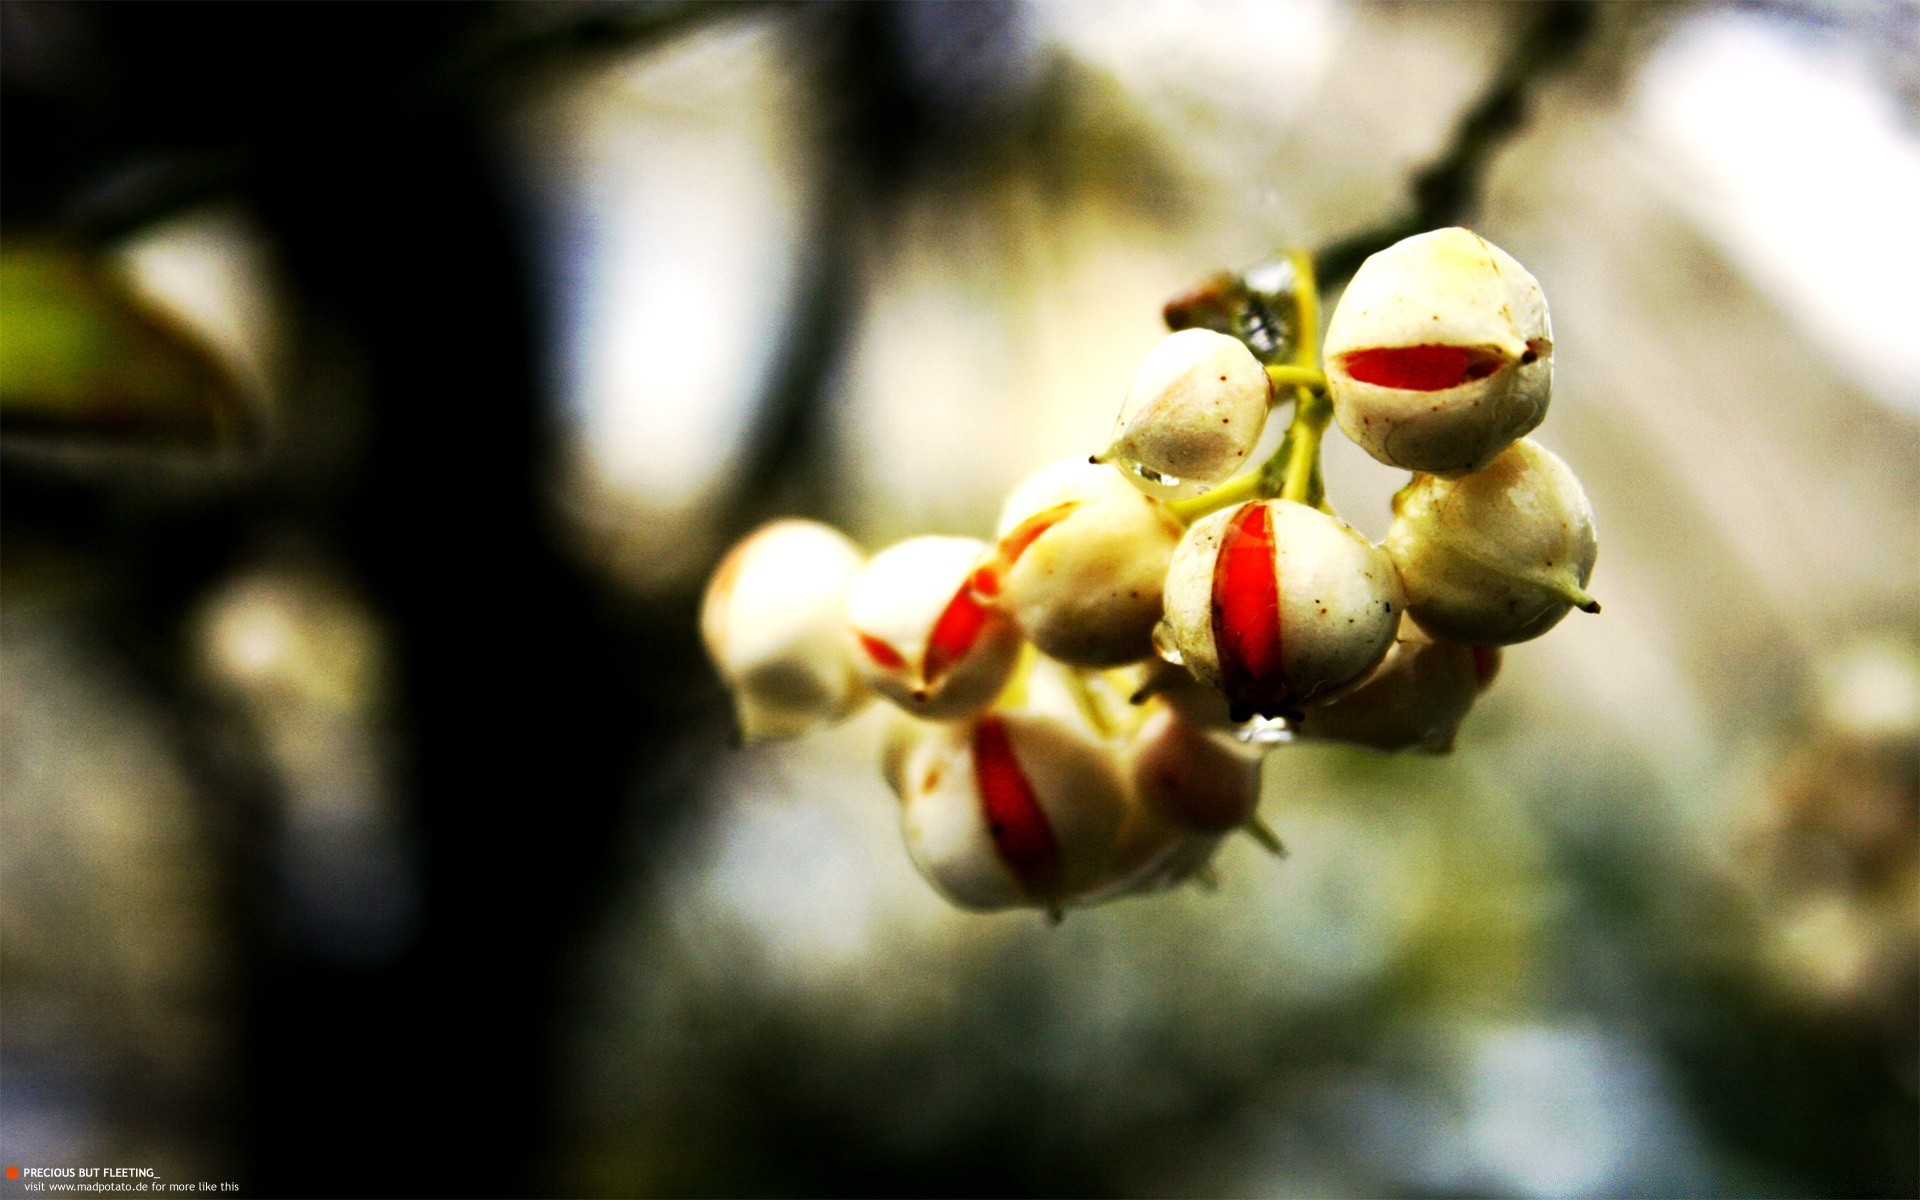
(702, 228), (1599, 918)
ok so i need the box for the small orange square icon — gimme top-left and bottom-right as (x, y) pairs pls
(5, 1166), (19, 1179)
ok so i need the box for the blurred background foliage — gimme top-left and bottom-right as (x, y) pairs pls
(1, 2), (1916, 1196)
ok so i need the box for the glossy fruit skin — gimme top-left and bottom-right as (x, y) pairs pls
(886, 654), (1256, 912)
(844, 536), (1023, 720)
(1386, 438), (1597, 646)
(1291, 619), (1498, 753)
(983, 459), (1183, 667)
(1158, 499), (1402, 721)
(1324, 228), (1551, 478)
(700, 519), (870, 740)
(891, 708), (1130, 913)
(1106, 328), (1272, 495)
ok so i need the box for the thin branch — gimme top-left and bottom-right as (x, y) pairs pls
(1315, 0), (1597, 289)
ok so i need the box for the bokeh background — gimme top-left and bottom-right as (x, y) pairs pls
(2, 2), (1916, 1196)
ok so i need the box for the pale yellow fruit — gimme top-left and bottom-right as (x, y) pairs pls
(984, 459), (1183, 667)
(1291, 619), (1499, 752)
(700, 518), (869, 740)
(1324, 228), (1551, 477)
(844, 536), (1023, 720)
(893, 705), (1129, 913)
(1126, 706), (1262, 832)
(1104, 328), (1271, 495)
(1386, 438), (1598, 646)
(1158, 500), (1402, 720)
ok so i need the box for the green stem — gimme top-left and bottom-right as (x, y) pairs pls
(1278, 248), (1330, 508)
(1288, 248), (1319, 371)
(1264, 363), (1325, 394)
(1165, 472), (1265, 523)
(1165, 249), (1335, 523)
(1556, 580), (1602, 613)
(1277, 390), (1332, 507)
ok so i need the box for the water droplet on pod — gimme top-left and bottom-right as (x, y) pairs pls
(1131, 463), (1182, 489)
(1233, 714), (1294, 747)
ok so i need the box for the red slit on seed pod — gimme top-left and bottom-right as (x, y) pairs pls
(1211, 502), (1291, 717)
(972, 501), (1079, 599)
(924, 586), (993, 685)
(1340, 344), (1507, 392)
(858, 633), (907, 672)
(972, 716), (1061, 895)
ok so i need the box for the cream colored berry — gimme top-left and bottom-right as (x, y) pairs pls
(892, 701), (1130, 914)
(1103, 328), (1272, 494)
(1134, 658), (1236, 733)
(1126, 706), (1262, 833)
(845, 536), (1023, 720)
(1386, 438), (1598, 646)
(1158, 499), (1402, 721)
(1086, 704), (1263, 901)
(700, 518), (870, 740)
(1324, 228), (1551, 477)
(1291, 619), (1499, 753)
(979, 459), (1183, 667)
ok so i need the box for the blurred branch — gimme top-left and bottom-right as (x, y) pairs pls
(1314, 0), (1597, 288)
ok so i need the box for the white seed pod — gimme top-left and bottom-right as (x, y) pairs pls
(1291, 619), (1500, 753)
(1386, 438), (1599, 646)
(1088, 704), (1265, 902)
(846, 536), (1023, 720)
(700, 518), (870, 741)
(1126, 705), (1263, 834)
(1089, 807), (1222, 904)
(1158, 499), (1402, 721)
(1324, 227), (1552, 477)
(1103, 328), (1272, 495)
(976, 459), (1184, 667)
(892, 705), (1131, 913)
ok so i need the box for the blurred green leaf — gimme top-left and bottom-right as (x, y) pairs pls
(0, 243), (258, 451)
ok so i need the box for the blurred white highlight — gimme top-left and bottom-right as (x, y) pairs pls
(524, 20), (812, 516)
(1638, 10), (1920, 414)
(117, 207), (285, 399)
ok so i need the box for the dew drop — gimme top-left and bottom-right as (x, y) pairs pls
(1130, 463), (1183, 488)
(1233, 714), (1295, 747)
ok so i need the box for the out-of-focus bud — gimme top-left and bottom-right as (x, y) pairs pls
(845, 536), (1023, 720)
(891, 703), (1130, 914)
(975, 459), (1183, 667)
(1158, 499), (1401, 721)
(1126, 706), (1263, 833)
(1324, 228), (1551, 477)
(1102, 328), (1271, 495)
(1386, 439), (1598, 646)
(700, 519), (870, 740)
(1291, 619), (1499, 753)
(1087, 704), (1265, 901)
